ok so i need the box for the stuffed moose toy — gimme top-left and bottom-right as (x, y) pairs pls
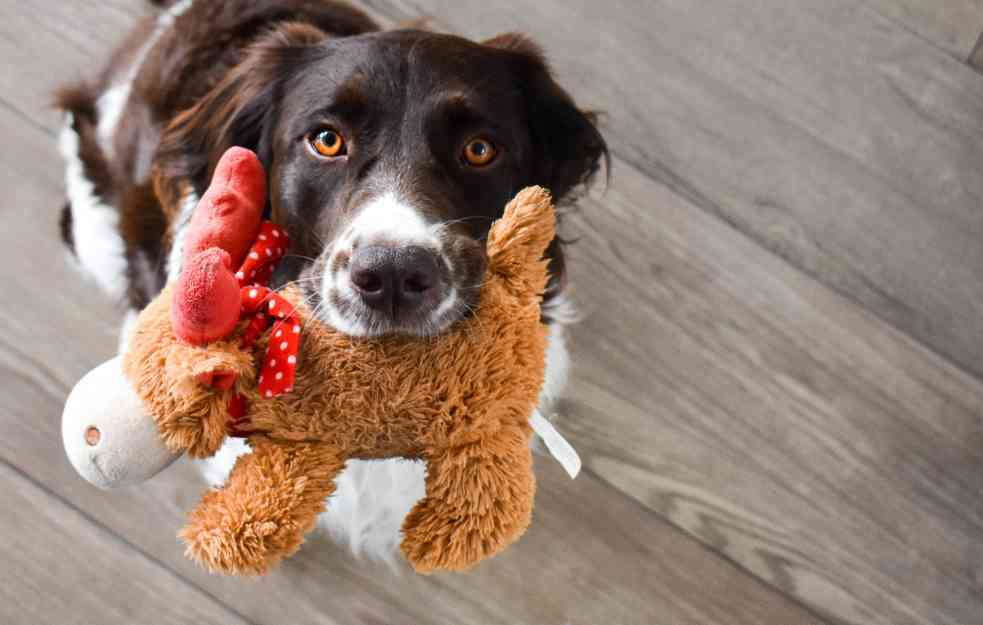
(62, 147), (559, 575)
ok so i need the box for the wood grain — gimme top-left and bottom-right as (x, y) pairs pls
(554, 162), (983, 625)
(864, 0), (983, 58)
(968, 29), (983, 70)
(363, 0), (983, 386)
(0, 461), (249, 625)
(0, 0), (142, 134)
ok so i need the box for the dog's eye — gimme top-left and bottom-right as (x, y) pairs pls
(309, 129), (347, 157)
(462, 138), (497, 167)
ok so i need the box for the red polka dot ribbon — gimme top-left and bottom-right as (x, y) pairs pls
(232, 222), (302, 399)
(235, 222), (287, 286)
(240, 286), (302, 397)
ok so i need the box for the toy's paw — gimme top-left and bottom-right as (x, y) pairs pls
(179, 440), (342, 576)
(400, 497), (524, 574)
(400, 503), (472, 573)
(180, 487), (300, 576)
(401, 435), (536, 573)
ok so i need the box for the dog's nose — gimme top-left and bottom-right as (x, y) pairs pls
(350, 245), (441, 315)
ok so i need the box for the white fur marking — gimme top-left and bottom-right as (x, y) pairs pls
(117, 309), (139, 355)
(195, 437), (250, 487)
(59, 117), (129, 302)
(95, 85), (129, 160)
(432, 287), (458, 317)
(543, 291), (581, 326)
(346, 192), (434, 244)
(97, 0), (195, 163)
(539, 319), (572, 408)
(321, 192), (460, 336)
(324, 305), (366, 336)
(165, 191), (199, 279)
(319, 458), (427, 566)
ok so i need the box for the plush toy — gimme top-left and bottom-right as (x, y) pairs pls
(62, 147), (558, 575)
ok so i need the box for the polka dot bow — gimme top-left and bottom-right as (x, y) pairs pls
(234, 222), (301, 399)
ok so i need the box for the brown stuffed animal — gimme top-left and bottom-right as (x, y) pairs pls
(64, 149), (556, 576)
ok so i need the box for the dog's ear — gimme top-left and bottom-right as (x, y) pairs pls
(484, 34), (607, 312)
(155, 22), (327, 208)
(484, 33), (609, 204)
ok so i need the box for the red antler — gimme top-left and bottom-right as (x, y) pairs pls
(172, 148), (267, 345)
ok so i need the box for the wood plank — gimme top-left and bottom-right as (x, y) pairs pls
(6, 2), (983, 624)
(865, 0), (983, 58)
(363, 0), (983, 384)
(360, 0), (983, 60)
(551, 161), (983, 625)
(0, 0), (144, 134)
(0, 102), (823, 624)
(0, 461), (249, 625)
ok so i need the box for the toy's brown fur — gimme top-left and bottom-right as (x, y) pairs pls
(122, 187), (555, 575)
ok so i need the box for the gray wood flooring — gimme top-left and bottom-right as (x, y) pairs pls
(1, 1), (982, 624)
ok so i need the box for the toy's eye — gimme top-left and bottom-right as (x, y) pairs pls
(309, 128), (347, 157)
(462, 137), (497, 167)
(84, 426), (101, 446)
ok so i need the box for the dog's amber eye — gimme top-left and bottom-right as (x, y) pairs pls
(462, 138), (497, 167)
(310, 129), (346, 157)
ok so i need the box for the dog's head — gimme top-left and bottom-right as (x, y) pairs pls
(159, 24), (606, 337)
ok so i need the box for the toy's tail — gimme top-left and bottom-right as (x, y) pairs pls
(486, 186), (556, 294)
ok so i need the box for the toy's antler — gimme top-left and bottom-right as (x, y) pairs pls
(171, 147), (266, 344)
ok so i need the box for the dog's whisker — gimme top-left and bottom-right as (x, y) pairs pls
(283, 253), (319, 264)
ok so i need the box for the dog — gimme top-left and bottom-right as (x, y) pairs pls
(57, 0), (607, 563)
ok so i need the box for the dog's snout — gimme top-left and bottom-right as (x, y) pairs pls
(320, 194), (475, 336)
(350, 245), (442, 315)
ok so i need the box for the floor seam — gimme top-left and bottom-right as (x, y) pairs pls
(0, 95), (56, 139)
(0, 455), (259, 625)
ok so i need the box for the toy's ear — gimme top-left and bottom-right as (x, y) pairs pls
(486, 186), (556, 293)
(154, 22), (327, 208)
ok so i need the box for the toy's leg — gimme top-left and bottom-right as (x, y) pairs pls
(181, 437), (344, 575)
(401, 426), (535, 573)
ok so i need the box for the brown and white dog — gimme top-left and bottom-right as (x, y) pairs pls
(57, 0), (606, 562)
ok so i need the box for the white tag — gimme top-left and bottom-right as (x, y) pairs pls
(530, 410), (581, 479)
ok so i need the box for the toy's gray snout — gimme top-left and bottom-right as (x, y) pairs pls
(62, 356), (181, 489)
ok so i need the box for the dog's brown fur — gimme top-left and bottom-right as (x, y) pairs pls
(55, 1), (380, 309)
(122, 187), (554, 575)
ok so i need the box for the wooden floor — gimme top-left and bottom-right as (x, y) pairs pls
(2, 1), (983, 623)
